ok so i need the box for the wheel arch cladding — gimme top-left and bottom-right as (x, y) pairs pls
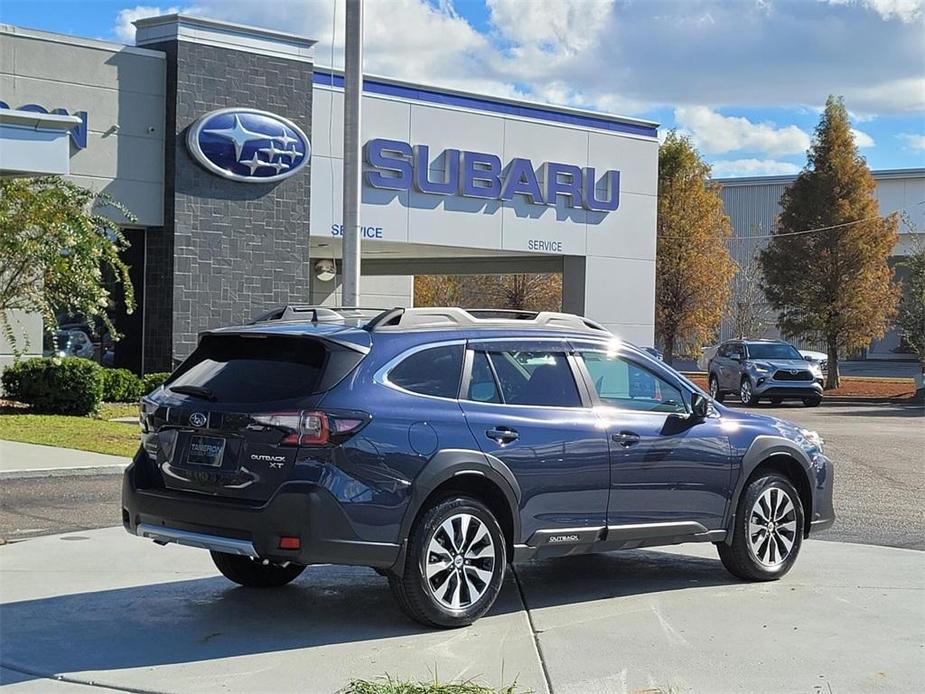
(732, 436), (814, 540)
(749, 454), (813, 537)
(399, 450), (521, 562)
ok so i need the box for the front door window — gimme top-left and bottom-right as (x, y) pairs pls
(581, 352), (687, 414)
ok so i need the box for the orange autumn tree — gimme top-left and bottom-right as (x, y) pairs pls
(656, 132), (736, 363)
(760, 96), (899, 388)
(414, 273), (561, 312)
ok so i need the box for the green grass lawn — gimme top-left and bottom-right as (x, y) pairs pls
(0, 402), (140, 457)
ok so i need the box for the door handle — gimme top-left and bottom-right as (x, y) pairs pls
(612, 431), (641, 448)
(486, 426), (518, 444)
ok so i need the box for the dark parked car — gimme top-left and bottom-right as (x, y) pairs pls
(708, 339), (825, 407)
(124, 308), (834, 627)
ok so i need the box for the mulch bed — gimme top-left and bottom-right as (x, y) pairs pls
(684, 374), (917, 400)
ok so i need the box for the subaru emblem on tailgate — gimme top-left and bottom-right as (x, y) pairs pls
(186, 107), (311, 183)
(189, 412), (207, 428)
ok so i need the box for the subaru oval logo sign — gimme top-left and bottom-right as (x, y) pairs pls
(186, 108), (310, 183)
(189, 412), (207, 428)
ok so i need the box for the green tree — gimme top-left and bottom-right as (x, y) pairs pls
(0, 176), (136, 352)
(656, 131), (736, 363)
(760, 96), (899, 388)
(896, 240), (925, 379)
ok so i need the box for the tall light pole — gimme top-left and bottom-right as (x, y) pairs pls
(341, 0), (363, 307)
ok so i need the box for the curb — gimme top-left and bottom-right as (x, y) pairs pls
(0, 464), (128, 481)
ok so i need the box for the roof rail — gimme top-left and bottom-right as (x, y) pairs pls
(364, 307), (609, 334)
(248, 305), (386, 325)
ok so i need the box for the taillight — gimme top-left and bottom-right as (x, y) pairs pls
(251, 410), (367, 447)
(299, 412), (329, 445)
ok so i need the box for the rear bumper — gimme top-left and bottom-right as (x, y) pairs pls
(121, 458), (399, 568)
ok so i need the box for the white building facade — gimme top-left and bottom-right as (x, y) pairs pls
(1, 16), (659, 374)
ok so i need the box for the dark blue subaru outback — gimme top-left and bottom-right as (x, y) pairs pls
(123, 307), (834, 628)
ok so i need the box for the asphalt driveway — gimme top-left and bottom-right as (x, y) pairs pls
(730, 401), (925, 550)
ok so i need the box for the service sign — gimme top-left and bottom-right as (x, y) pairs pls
(186, 108), (311, 183)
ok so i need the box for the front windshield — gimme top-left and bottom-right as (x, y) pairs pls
(746, 343), (802, 360)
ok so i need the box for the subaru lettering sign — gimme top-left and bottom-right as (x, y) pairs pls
(0, 101), (88, 149)
(364, 138), (620, 212)
(186, 108), (310, 183)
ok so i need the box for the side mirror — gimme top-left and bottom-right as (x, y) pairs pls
(803, 355), (814, 362)
(691, 393), (709, 419)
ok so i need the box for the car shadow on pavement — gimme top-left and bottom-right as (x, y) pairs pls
(0, 548), (740, 683)
(512, 547), (739, 610)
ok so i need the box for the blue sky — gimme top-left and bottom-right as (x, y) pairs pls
(2, 0), (923, 175)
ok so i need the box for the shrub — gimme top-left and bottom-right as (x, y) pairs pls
(100, 368), (144, 402)
(140, 371), (171, 394)
(1, 357), (103, 415)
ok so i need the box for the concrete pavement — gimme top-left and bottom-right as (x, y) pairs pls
(1, 526), (922, 693)
(0, 440), (128, 480)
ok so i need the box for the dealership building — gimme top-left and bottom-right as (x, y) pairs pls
(0, 15), (659, 374)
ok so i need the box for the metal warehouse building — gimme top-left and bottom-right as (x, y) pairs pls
(718, 169), (925, 359)
(0, 15), (658, 374)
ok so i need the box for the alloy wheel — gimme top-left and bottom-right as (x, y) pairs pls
(710, 378), (719, 398)
(740, 381), (753, 403)
(424, 513), (495, 611)
(748, 487), (797, 567)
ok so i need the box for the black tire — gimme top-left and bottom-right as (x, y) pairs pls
(739, 378), (760, 406)
(709, 375), (725, 403)
(718, 472), (804, 581)
(390, 496), (506, 628)
(803, 396), (822, 407)
(210, 551), (305, 588)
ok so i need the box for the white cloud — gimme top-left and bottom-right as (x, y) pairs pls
(487, 0), (614, 55)
(674, 107), (811, 155)
(114, 5), (183, 42)
(899, 133), (925, 150)
(710, 159), (802, 178)
(852, 128), (876, 147)
(842, 76), (925, 114)
(110, 0), (925, 123)
(826, 0), (925, 23)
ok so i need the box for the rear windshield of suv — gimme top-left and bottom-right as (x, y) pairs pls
(167, 334), (343, 403)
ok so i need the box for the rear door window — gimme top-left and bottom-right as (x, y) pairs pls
(168, 335), (333, 403)
(489, 350), (581, 407)
(389, 344), (463, 398)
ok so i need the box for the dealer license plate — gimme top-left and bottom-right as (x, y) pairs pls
(187, 435), (225, 467)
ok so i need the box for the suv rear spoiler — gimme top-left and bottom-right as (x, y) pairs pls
(199, 326), (373, 354)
